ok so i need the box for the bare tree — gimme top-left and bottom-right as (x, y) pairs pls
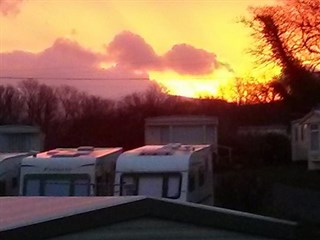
(243, 0), (320, 70)
(0, 85), (24, 123)
(232, 77), (281, 105)
(242, 0), (320, 109)
(117, 83), (170, 116)
(56, 85), (87, 121)
(18, 79), (59, 131)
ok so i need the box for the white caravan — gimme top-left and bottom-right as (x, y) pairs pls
(114, 144), (214, 205)
(0, 153), (32, 196)
(19, 146), (122, 196)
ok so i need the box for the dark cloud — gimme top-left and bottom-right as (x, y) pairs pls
(0, 51), (36, 71)
(0, 38), (152, 98)
(0, 0), (23, 16)
(1, 32), (221, 81)
(36, 38), (101, 70)
(0, 32), (230, 98)
(107, 31), (162, 70)
(163, 44), (217, 75)
(0, 38), (102, 78)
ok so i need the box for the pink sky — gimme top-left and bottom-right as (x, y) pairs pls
(0, 0), (278, 100)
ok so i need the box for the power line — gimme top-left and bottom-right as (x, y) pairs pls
(0, 76), (151, 81)
(0, 76), (218, 81)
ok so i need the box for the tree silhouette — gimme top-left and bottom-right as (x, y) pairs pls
(243, 0), (320, 69)
(232, 77), (280, 105)
(242, 0), (320, 111)
(0, 85), (24, 123)
(18, 79), (59, 132)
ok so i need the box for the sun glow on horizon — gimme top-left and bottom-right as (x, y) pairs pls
(150, 68), (236, 101)
(150, 63), (282, 103)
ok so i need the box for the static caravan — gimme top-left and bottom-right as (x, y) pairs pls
(291, 119), (308, 162)
(0, 125), (44, 153)
(145, 116), (219, 163)
(0, 153), (31, 196)
(114, 144), (213, 205)
(145, 116), (218, 146)
(19, 146), (122, 196)
(291, 109), (320, 170)
(303, 110), (320, 170)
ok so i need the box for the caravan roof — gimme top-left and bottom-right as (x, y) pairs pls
(117, 144), (210, 172)
(145, 116), (218, 126)
(22, 147), (122, 169)
(0, 153), (30, 163)
(34, 147), (122, 159)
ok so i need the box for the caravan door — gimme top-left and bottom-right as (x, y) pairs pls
(138, 176), (163, 197)
(120, 173), (181, 199)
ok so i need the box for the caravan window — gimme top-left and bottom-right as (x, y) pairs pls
(23, 174), (90, 196)
(74, 179), (90, 196)
(44, 179), (70, 196)
(120, 173), (181, 199)
(25, 179), (40, 196)
(121, 175), (138, 196)
(166, 175), (181, 198)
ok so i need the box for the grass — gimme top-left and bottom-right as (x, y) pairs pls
(214, 161), (320, 219)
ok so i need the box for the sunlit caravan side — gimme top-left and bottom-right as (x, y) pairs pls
(19, 146), (122, 196)
(0, 153), (32, 196)
(114, 144), (213, 205)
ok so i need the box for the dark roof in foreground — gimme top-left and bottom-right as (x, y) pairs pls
(0, 197), (299, 240)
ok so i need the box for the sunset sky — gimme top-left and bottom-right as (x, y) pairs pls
(0, 0), (279, 100)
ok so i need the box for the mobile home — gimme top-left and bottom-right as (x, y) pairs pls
(291, 109), (320, 170)
(291, 119), (308, 162)
(0, 125), (43, 153)
(19, 146), (122, 196)
(303, 109), (320, 170)
(0, 153), (31, 196)
(145, 116), (218, 146)
(145, 116), (220, 163)
(114, 144), (213, 205)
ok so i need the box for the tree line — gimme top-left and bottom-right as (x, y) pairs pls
(0, 79), (231, 150)
(0, 78), (293, 167)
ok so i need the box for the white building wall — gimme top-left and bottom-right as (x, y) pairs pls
(293, 110), (320, 170)
(0, 125), (44, 153)
(307, 121), (320, 170)
(145, 116), (218, 148)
